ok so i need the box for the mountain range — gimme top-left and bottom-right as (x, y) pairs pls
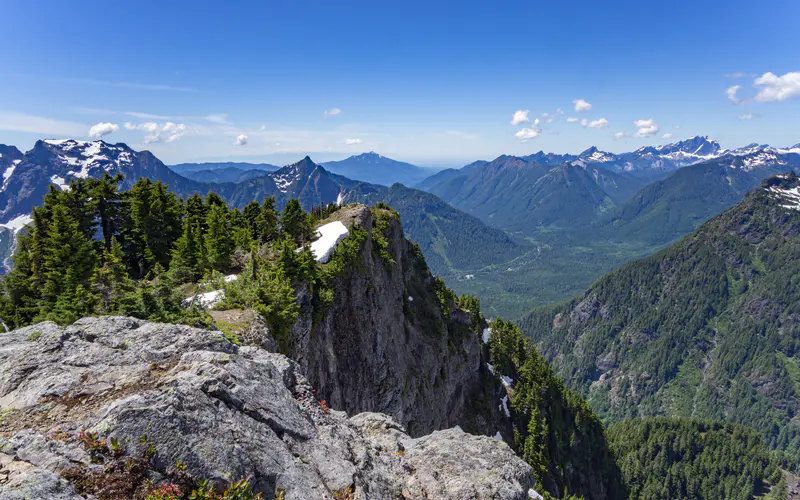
(322, 151), (437, 187)
(3, 135), (799, 319)
(519, 172), (800, 463)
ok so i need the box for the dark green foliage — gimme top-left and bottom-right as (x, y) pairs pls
(608, 418), (783, 500)
(487, 320), (625, 500)
(370, 207), (396, 268)
(280, 199), (313, 244)
(519, 173), (800, 465)
(204, 204), (235, 271)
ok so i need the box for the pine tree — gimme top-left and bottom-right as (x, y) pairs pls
(39, 205), (96, 309)
(205, 204), (235, 271)
(93, 237), (135, 313)
(169, 220), (204, 283)
(281, 198), (313, 244)
(87, 173), (125, 251)
(257, 196), (279, 243)
(242, 201), (262, 241)
(0, 232), (38, 328)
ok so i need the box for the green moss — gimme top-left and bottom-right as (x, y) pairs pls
(27, 330), (43, 341)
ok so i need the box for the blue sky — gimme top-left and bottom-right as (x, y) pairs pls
(1, 0), (799, 166)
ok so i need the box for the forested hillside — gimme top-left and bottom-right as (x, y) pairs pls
(519, 173), (800, 466)
(608, 419), (786, 500)
(0, 173), (627, 500)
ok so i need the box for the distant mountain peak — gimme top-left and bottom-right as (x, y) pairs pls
(578, 146), (616, 163)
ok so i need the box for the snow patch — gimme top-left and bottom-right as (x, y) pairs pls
(0, 214), (33, 233)
(50, 175), (70, 191)
(492, 431), (503, 441)
(408, 296), (414, 302)
(310, 220), (350, 263)
(482, 327), (491, 343)
(182, 289), (224, 309)
(224, 274), (238, 283)
(2, 164), (17, 191)
(500, 375), (513, 388)
(336, 191), (344, 206)
(767, 185), (800, 211)
(500, 395), (510, 417)
(528, 489), (544, 500)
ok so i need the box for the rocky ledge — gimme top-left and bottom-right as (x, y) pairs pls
(0, 316), (534, 499)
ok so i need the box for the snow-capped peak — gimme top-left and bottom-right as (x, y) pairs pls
(579, 146), (616, 163)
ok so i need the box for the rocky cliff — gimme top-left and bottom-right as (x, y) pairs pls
(0, 316), (535, 499)
(286, 204), (506, 437)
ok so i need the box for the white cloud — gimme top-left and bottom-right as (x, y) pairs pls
(580, 118), (588, 127)
(540, 109), (563, 123)
(726, 85), (742, 104)
(323, 108), (342, 118)
(724, 72), (746, 79)
(753, 72), (800, 102)
(738, 113), (755, 120)
(126, 121), (188, 143)
(662, 133), (673, 139)
(587, 118), (609, 129)
(511, 110), (529, 125)
(205, 114), (229, 124)
(515, 127), (541, 141)
(613, 132), (626, 139)
(566, 117), (579, 123)
(260, 125), (266, 131)
(345, 138), (362, 145)
(573, 99), (592, 112)
(234, 134), (248, 146)
(675, 125), (681, 129)
(633, 119), (659, 137)
(0, 111), (87, 136)
(88, 122), (119, 138)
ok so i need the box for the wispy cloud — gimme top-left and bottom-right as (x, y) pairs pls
(613, 132), (626, 139)
(662, 133), (673, 139)
(323, 108), (342, 118)
(234, 134), (248, 146)
(0, 111), (87, 136)
(738, 113), (756, 120)
(12, 73), (198, 92)
(125, 122), (189, 143)
(445, 130), (478, 139)
(586, 118), (609, 129)
(345, 138), (362, 145)
(566, 117), (579, 123)
(726, 85), (742, 104)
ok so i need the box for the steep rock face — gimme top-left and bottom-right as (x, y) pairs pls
(289, 205), (506, 437)
(0, 316), (534, 500)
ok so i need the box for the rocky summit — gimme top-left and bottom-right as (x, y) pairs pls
(0, 316), (535, 500)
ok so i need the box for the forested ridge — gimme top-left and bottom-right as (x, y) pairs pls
(519, 173), (800, 483)
(1, 172), (796, 500)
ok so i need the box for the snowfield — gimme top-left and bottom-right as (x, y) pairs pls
(310, 220), (350, 263)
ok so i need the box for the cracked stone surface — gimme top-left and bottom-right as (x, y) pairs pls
(0, 316), (534, 499)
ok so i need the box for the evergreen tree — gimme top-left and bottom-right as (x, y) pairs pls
(169, 220), (205, 283)
(281, 198), (313, 244)
(205, 204), (235, 271)
(39, 205), (96, 309)
(257, 196), (279, 243)
(0, 232), (38, 328)
(93, 237), (136, 313)
(87, 173), (125, 251)
(242, 201), (262, 241)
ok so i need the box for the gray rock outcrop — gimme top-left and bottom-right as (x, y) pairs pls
(0, 316), (534, 499)
(289, 205), (505, 437)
